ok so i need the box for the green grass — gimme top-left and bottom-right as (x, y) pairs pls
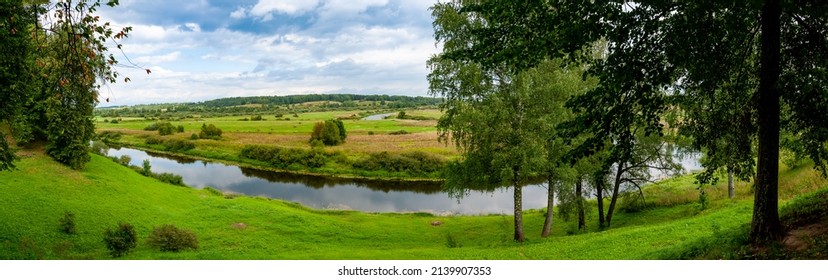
(2, 152), (825, 259)
(97, 110), (438, 135)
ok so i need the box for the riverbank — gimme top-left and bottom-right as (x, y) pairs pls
(3, 150), (827, 259)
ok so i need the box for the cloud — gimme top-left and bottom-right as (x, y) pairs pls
(250, 0), (320, 19)
(93, 0), (441, 106)
(133, 51), (182, 64)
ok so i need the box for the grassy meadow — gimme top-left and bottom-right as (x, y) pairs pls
(1, 149), (826, 259)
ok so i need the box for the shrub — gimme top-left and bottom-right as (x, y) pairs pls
(142, 159), (152, 176)
(389, 130), (409, 135)
(163, 139), (195, 152)
(147, 224), (199, 252)
(59, 211), (76, 235)
(118, 155), (132, 166)
(109, 119), (119, 124)
(353, 151), (447, 175)
(145, 136), (163, 145)
(251, 115), (263, 121)
(97, 131), (122, 142)
(240, 145), (329, 169)
(177, 125), (184, 133)
(367, 131), (375, 135)
(310, 120), (344, 146)
(152, 172), (185, 186)
(103, 222), (137, 258)
(189, 133), (199, 140)
(199, 123), (222, 139)
(157, 123), (176, 136)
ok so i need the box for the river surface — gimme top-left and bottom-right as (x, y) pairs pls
(360, 113), (394, 120)
(105, 147), (551, 215)
(104, 146), (702, 215)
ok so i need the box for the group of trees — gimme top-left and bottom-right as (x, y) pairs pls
(430, 0), (828, 244)
(310, 119), (346, 146)
(1, 0), (141, 170)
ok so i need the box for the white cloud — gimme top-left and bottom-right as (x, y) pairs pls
(133, 51), (182, 64)
(250, 0), (320, 19)
(229, 7), (248, 19)
(184, 23), (201, 32)
(93, 0), (442, 106)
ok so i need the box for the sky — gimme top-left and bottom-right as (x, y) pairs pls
(94, 0), (440, 106)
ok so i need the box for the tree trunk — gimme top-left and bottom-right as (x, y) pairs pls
(605, 162), (624, 227)
(576, 177), (586, 231)
(728, 169), (735, 199)
(751, 0), (783, 243)
(595, 173), (606, 228)
(541, 174), (555, 238)
(513, 168), (525, 242)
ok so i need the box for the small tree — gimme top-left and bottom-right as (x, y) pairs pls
(103, 222), (137, 258)
(310, 120), (344, 146)
(199, 123), (222, 139)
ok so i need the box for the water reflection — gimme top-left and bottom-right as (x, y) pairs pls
(104, 147), (549, 215)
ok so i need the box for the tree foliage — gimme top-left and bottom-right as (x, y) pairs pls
(310, 120), (345, 146)
(1, 0), (138, 170)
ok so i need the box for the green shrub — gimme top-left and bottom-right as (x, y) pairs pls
(96, 131), (122, 142)
(389, 130), (409, 135)
(310, 120), (345, 146)
(145, 136), (163, 145)
(189, 133), (199, 140)
(59, 211), (76, 235)
(240, 145), (329, 169)
(251, 115), (263, 121)
(142, 159), (152, 176)
(163, 139), (195, 152)
(118, 155), (132, 166)
(177, 125), (184, 133)
(199, 124), (222, 139)
(147, 224), (199, 252)
(152, 172), (185, 186)
(353, 151), (446, 175)
(103, 222), (137, 258)
(109, 119), (119, 124)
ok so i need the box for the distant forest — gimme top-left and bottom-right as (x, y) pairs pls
(95, 94), (442, 118)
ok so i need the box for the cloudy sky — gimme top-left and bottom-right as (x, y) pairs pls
(94, 0), (440, 106)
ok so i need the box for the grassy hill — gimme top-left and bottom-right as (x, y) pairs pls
(1, 151), (826, 259)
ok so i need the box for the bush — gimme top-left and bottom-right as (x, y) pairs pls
(240, 145), (329, 169)
(147, 224), (199, 252)
(177, 125), (184, 133)
(145, 122), (177, 135)
(353, 151), (447, 175)
(97, 131), (122, 142)
(145, 136), (163, 145)
(59, 211), (76, 235)
(310, 120), (345, 146)
(103, 222), (137, 258)
(118, 155), (132, 166)
(389, 130), (409, 135)
(109, 119), (119, 124)
(251, 115), (263, 121)
(152, 172), (185, 186)
(142, 159), (152, 176)
(199, 123), (222, 139)
(163, 139), (195, 152)
(189, 133), (199, 140)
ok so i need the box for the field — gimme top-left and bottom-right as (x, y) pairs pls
(95, 109), (457, 179)
(1, 150), (826, 259)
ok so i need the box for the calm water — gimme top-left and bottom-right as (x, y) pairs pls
(104, 147), (550, 215)
(103, 146), (701, 215)
(360, 113), (394, 120)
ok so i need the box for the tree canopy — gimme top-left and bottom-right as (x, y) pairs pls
(432, 0), (828, 243)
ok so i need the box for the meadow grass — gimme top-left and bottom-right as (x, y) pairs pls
(1, 151), (825, 259)
(95, 110), (457, 180)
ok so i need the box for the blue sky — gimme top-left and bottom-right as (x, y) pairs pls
(95, 0), (439, 106)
